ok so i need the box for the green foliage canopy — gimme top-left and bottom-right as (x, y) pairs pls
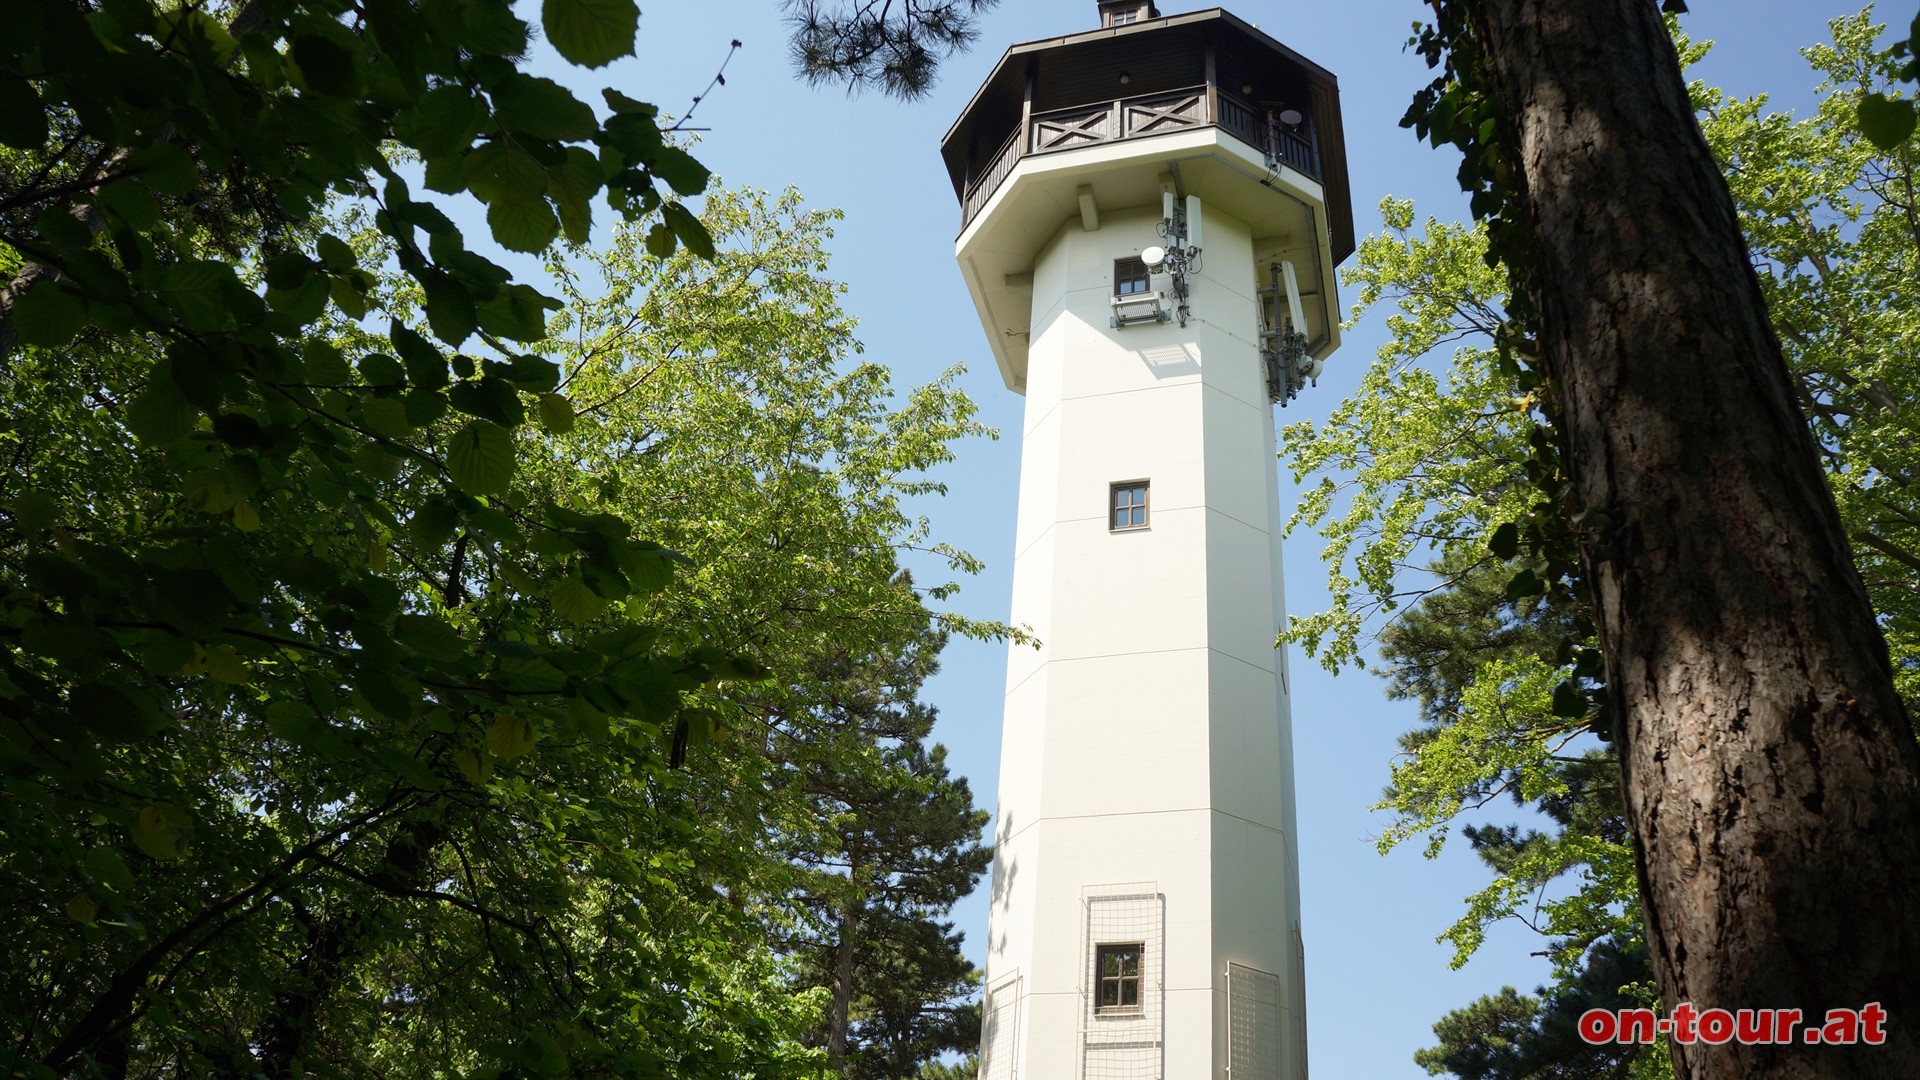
(0, 0), (1000, 1073)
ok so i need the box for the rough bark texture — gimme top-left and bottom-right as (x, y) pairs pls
(1456, 1), (1920, 1076)
(828, 888), (857, 1064)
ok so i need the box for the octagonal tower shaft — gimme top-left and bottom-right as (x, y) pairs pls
(950, 9), (1350, 1080)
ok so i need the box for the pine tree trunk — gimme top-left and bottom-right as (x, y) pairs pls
(1452, 1), (1920, 1075)
(828, 893), (857, 1068)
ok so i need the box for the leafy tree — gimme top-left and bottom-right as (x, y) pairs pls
(0, 0), (1001, 1070)
(774, 617), (991, 1077)
(1288, 8), (1920, 1077)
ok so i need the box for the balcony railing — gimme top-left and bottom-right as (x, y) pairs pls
(960, 85), (1322, 228)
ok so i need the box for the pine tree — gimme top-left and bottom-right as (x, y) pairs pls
(774, 615), (992, 1077)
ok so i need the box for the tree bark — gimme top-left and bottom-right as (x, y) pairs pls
(1452, 1), (1920, 1076)
(828, 875), (858, 1069)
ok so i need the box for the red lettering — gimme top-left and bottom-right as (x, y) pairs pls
(1697, 1008), (1734, 1045)
(1618, 1008), (1657, 1044)
(1861, 1003), (1887, 1045)
(1670, 1003), (1699, 1044)
(1578, 1009), (1617, 1045)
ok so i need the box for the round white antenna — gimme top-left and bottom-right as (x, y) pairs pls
(1278, 108), (1305, 127)
(1140, 245), (1167, 270)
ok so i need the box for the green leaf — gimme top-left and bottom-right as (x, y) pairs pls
(448, 375), (526, 427)
(644, 222), (676, 258)
(130, 142), (197, 197)
(663, 202), (714, 259)
(291, 32), (360, 97)
(490, 75), (598, 141)
(458, 0), (530, 56)
(362, 396), (411, 438)
(395, 614), (466, 660)
(488, 194), (561, 253)
(162, 260), (236, 328)
(602, 89), (657, 115)
(319, 279), (365, 325)
(125, 373), (200, 444)
(1488, 522), (1519, 560)
(316, 233), (357, 272)
(550, 575), (608, 623)
(204, 645), (250, 684)
(405, 388), (449, 427)
(268, 273), (330, 324)
(390, 320), (441, 376)
(69, 683), (153, 741)
(1503, 569), (1545, 601)
(487, 713), (539, 758)
(650, 146), (710, 197)
(1551, 679), (1588, 719)
(410, 497), (460, 549)
(304, 340), (353, 385)
(157, 7), (239, 66)
(476, 284), (561, 343)
(455, 748), (493, 785)
(359, 353), (406, 388)
(97, 178), (162, 231)
(538, 393), (575, 434)
(132, 803), (191, 860)
(422, 273), (478, 346)
(11, 284), (85, 348)
(548, 148), (603, 244)
(446, 421), (516, 495)
(464, 142), (548, 204)
(503, 354), (561, 393)
(397, 86), (487, 157)
(0, 78), (47, 149)
(1858, 93), (1917, 150)
(541, 0), (638, 68)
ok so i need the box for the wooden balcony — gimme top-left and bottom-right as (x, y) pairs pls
(959, 85), (1323, 229)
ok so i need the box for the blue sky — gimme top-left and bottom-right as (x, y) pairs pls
(536, 1), (1881, 1072)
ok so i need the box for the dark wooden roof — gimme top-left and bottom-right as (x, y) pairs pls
(939, 7), (1354, 264)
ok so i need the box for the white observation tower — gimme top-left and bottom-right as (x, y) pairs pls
(941, 4), (1353, 1079)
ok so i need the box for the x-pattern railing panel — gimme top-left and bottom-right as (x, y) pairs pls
(1033, 106), (1115, 151)
(1122, 92), (1203, 136)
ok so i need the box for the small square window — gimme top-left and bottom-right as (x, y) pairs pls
(1095, 942), (1143, 1015)
(1111, 9), (1138, 24)
(1114, 257), (1151, 297)
(1111, 481), (1148, 530)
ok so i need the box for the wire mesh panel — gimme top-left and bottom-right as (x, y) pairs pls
(1227, 963), (1283, 1080)
(1292, 926), (1309, 1079)
(979, 972), (1022, 1080)
(1081, 887), (1164, 1080)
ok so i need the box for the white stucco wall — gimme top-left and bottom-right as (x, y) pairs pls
(979, 191), (1311, 1080)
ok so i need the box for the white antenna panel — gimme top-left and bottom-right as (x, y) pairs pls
(1280, 260), (1307, 333)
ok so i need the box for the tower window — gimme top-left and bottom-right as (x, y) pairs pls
(1099, 1), (1157, 27)
(1114, 257), (1151, 297)
(1111, 481), (1148, 530)
(1095, 942), (1144, 1014)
